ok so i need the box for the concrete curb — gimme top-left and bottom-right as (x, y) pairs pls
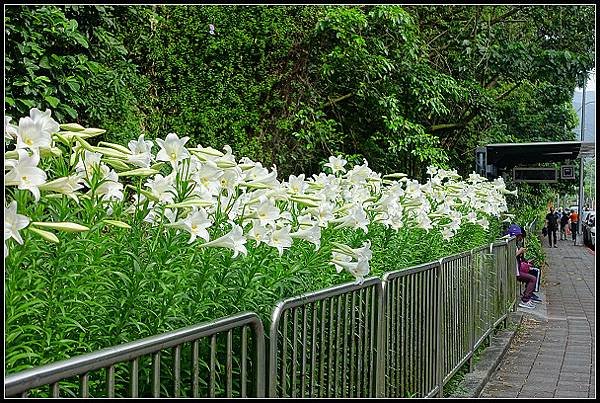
(449, 312), (524, 398)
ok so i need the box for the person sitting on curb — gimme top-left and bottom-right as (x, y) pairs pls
(515, 226), (542, 303)
(507, 224), (538, 309)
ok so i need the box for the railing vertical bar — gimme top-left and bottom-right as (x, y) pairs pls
(356, 288), (363, 397)
(362, 287), (369, 397)
(192, 340), (199, 398)
(393, 278), (398, 397)
(310, 302), (318, 397)
(333, 295), (341, 397)
(281, 311), (289, 398)
(106, 365), (115, 398)
(130, 358), (139, 398)
(291, 307), (299, 398)
(343, 293), (351, 397)
(427, 267), (433, 394)
(398, 278), (404, 398)
(327, 296), (342, 397)
(241, 326), (248, 398)
(51, 382), (59, 398)
(319, 300), (327, 398)
(369, 283), (376, 396)
(152, 352), (161, 398)
(350, 291), (356, 397)
(209, 335), (216, 398)
(300, 305), (308, 397)
(226, 330), (233, 398)
(80, 372), (89, 398)
(174, 345), (181, 398)
(418, 271), (424, 396)
(410, 272), (416, 395)
(437, 261), (443, 397)
(389, 279), (395, 397)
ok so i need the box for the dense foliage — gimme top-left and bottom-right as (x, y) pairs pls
(5, 5), (595, 179)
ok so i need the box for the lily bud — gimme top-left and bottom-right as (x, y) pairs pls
(31, 221), (90, 232)
(117, 168), (159, 177)
(104, 158), (132, 171)
(60, 123), (86, 132)
(28, 227), (60, 243)
(103, 219), (132, 229)
(39, 147), (63, 158)
(98, 141), (132, 155)
(93, 146), (130, 159)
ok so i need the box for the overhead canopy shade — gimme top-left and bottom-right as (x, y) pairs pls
(485, 141), (596, 168)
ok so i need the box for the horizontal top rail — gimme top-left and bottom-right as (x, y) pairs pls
(492, 236), (514, 247)
(270, 277), (381, 321)
(382, 261), (440, 283)
(5, 312), (264, 397)
(440, 249), (472, 264)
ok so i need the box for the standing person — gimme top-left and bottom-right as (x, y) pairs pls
(545, 207), (558, 248)
(569, 209), (579, 243)
(560, 209), (570, 240)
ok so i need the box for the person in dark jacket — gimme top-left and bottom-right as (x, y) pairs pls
(545, 207), (559, 248)
(560, 210), (570, 240)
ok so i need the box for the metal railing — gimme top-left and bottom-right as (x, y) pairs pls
(5, 238), (517, 398)
(5, 312), (265, 398)
(267, 277), (384, 398)
(379, 237), (517, 397)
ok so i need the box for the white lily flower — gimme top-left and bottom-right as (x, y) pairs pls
(248, 220), (272, 246)
(286, 174), (307, 194)
(193, 160), (223, 196)
(330, 251), (353, 273)
(290, 223), (321, 250)
(96, 169), (124, 201)
(441, 226), (454, 241)
(76, 150), (104, 177)
(144, 206), (177, 225)
(267, 225), (292, 256)
(145, 173), (176, 204)
(254, 199), (281, 227)
(324, 155), (347, 174)
(38, 174), (85, 201)
(126, 134), (154, 168)
(180, 207), (212, 243)
(156, 132), (191, 167)
(332, 204), (369, 233)
(15, 108), (59, 152)
(5, 116), (19, 141)
(4, 149), (47, 201)
(476, 217), (490, 230)
(4, 201), (30, 254)
(308, 202), (335, 227)
(200, 223), (247, 258)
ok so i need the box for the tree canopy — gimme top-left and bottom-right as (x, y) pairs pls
(5, 5), (595, 179)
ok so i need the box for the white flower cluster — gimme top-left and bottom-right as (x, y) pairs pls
(4, 108), (516, 283)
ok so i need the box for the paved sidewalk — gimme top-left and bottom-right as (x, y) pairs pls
(480, 240), (595, 398)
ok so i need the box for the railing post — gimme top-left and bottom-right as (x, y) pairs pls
(486, 243), (494, 346)
(468, 250), (475, 372)
(376, 281), (385, 397)
(436, 259), (444, 398)
(503, 239), (510, 328)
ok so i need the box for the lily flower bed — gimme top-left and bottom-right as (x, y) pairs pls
(5, 108), (515, 374)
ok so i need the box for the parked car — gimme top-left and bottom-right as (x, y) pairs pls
(591, 225), (595, 248)
(582, 211), (595, 247)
